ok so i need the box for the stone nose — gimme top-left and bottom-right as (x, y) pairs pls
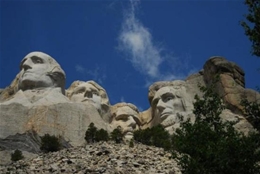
(156, 99), (165, 113)
(128, 116), (136, 128)
(84, 90), (93, 98)
(21, 59), (33, 71)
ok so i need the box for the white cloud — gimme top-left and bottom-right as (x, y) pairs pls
(120, 96), (125, 102)
(75, 64), (86, 74)
(118, 1), (161, 79)
(118, 0), (192, 83)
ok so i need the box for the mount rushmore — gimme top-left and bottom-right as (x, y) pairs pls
(0, 51), (259, 154)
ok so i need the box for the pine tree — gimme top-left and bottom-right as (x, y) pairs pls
(11, 149), (24, 162)
(172, 82), (260, 174)
(241, 0), (260, 57)
(40, 134), (61, 153)
(85, 122), (98, 143)
(96, 128), (109, 142)
(110, 126), (123, 144)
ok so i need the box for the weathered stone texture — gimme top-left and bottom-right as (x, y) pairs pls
(0, 141), (181, 174)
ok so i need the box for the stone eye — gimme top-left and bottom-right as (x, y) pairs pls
(31, 56), (43, 64)
(92, 91), (99, 96)
(75, 88), (85, 94)
(165, 96), (174, 102)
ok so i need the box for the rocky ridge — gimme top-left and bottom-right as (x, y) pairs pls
(0, 141), (180, 174)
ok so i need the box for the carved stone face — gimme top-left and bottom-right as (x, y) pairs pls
(18, 52), (65, 93)
(152, 86), (185, 129)
(19, 52), (53, 90)
(70, 82), (102, 112)
(111, 105), (140, 139)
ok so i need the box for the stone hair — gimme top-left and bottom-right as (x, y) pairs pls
(111, 102), (139, 116)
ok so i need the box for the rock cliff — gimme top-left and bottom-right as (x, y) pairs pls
(0, 52), (259, 165)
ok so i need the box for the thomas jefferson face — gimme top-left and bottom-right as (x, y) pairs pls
(19, 52), (54, 90)
(111, 105), (140, 139)
(70, 82), (102, 112)
(152, 86), (185, 128)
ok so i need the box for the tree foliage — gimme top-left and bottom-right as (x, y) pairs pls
(241, 98), (260, 131)
(85, 122), (98, 143)
(110, 126), (124, 144)
(96, 128), (109, 142)
(172, 83), (260, 174)
(40, 134), (61, 153)
(134, 124), (172, 150)
(241, 0), (260, 57)
(85, 123), (109, 143)
(11, 149), (24, 162)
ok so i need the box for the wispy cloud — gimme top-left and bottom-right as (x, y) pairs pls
(118, 0), (193, 84)
(75, 64), (106, 84)
(75, 64), (85, 74)
(120, 96), (125, 102)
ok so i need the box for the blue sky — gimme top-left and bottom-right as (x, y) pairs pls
(0, 0), (259, 111)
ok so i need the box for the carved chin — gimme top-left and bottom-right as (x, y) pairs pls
(161, 118), (176, 128)
(124, 131), (134, 139)
(19, 78), (54, 90)
(19, 79), (38, 90)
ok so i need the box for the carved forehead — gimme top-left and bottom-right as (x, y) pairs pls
(111, 103), (141, 123)
(19, 52), (64, 76)
(76, 82), (97, 91)
(20, 52), (54, 66)
(111, 103), (139, 115)
(148, 80), (186, 104)
(153, 86), (182, 99)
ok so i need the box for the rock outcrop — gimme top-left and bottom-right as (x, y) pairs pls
(0, 52), (111, 150)
(0, 141), (181, 174)
(0, 52), (259, 162)
(140, 56), (259, 135)
(203, 56), (260, 115)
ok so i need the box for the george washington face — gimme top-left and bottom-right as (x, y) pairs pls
(19, 52), (53, 90)
(18, 52), (65, 91)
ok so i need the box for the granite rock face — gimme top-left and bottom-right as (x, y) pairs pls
(0, 98), (109, 147)
(141, 56), (259, 134)
(203, 56), (259, 115)
(0, 52), (259, 158)
(0, 52), (110, 151)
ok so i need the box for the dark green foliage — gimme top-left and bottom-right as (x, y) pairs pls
(134, 127), (152, 146)
(172, 83), (260, 174)
(40, 134), (61, 153)
(85, 122), (98, 143)
(241, 0), (260, 57)
(11, 149), (24, 162)
(241, 98), (260, 131)
(96, 128), (109, 142)
(110, 126), (123, 144)
(129, 139), (134, 148)
(134, 124), (171, 150)
(85, 123), (109, 143)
